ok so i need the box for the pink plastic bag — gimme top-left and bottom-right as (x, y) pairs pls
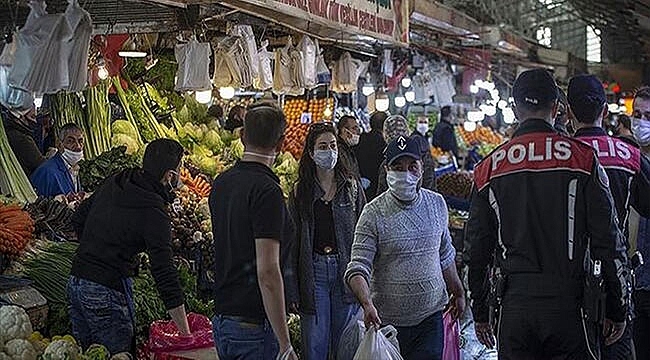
(147, 313), (215, 353)
(442, 311), (460, 360)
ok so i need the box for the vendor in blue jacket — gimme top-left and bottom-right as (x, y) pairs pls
(30, 123), (84, 197)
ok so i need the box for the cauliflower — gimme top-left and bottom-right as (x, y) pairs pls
(4, 339), (37, 360)
(41, 340), (81, 360)
(0, 305), (33, 344)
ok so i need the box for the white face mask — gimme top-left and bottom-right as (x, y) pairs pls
(417, 123), (429, 136)
(313, 149), (338, 170)
(387, 170), (421, 202)
(633, 118), (650, 146)
(168, 170), (182, 190)
(61, 149), (83, 166)
(348, 134), (360, 146)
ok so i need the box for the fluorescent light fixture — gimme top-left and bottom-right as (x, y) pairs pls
(405, 90), (416, 103)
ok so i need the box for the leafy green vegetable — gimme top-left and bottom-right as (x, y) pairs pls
(0, 112), (37, 203)
(79, 146), (140, 192)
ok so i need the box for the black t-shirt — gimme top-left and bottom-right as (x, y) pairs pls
(209, 161), (291, 321)
(313, 199), (337, 254)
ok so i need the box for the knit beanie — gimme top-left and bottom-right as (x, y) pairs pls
(383, 115), (410, 143)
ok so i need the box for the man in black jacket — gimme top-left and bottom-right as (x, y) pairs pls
(569, 74), (650, 359)
(432, 105), (458, 158)
(68, 139), (190, 354)
(467, 69), (629, 359)
(355, 112), (387, 200)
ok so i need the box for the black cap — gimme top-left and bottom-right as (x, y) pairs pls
(385, 135), (421, 165)
(512, 69), (558, 108)
(567, 74), (607, 123)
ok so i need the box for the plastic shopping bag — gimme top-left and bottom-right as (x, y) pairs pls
(147, 313), (214, 353)
(353, 326), (403, 360)
(443, 311), (461, 360)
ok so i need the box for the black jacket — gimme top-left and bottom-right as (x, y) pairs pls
(71, 169), (184, 310)
(432, 120), (458, 157)
(575, 127), (650, 238)
(467, 119), (628, 323)
(354, 131), (386, 200)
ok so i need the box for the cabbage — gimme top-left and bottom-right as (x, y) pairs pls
(111, 134), (140, 155)
(203, 130), (224, 152)
(111, 120), (139, 138)
(230, 139), (244, 160)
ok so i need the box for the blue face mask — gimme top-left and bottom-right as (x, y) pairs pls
(386, 170), (421, 201)
(313, 149), (338, 170)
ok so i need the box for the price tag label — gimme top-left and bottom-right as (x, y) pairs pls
(301, 112), (313, 124)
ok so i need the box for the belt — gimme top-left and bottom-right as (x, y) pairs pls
(222, 315), (264, 326)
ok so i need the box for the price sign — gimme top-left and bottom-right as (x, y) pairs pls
(301, 112), (313, 124)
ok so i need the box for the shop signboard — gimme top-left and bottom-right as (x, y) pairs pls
(223, 0), (409, 45)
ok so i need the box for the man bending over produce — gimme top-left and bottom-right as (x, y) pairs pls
(30, 123), (84, 197)
(67, 139), (191, 354)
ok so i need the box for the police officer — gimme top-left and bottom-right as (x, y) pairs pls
(467, 69), (629, 359)
(569, 74), (650, 359)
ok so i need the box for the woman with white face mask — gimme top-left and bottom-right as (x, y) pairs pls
(285, 122), (366, 360)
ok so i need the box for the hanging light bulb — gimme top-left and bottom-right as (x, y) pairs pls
(323, 106), (333, 118)
(470, 85), (479, 94)
(33, 95), (43, 109)
(375, 91), (389, 112)
(195, 89), (213, 104)
(362, 83), (375, 97)
(401, 77), (412, 88)
(218, 87), (235, 100)
(174, 76), (178, 86)
(405, 89), (416, 103)
(503, 107), (516, 124)
(498, 100), (508, 109)
(483, 81), (496, 91)
(394, 94), (406, 108)
(467, 110), (485, 122)
(96, 56), (109, 80)
(463, 121), (477, 132)
(484, 105), (497, 116)
(490, 89), (500, 100)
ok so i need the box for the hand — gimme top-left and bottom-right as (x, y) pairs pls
(288, 303), (300, 314)
(603, 318), (626, 346)
(362, 303), (381, 330)
(447, 293), (466, 320)
(278, 345), (298, 360)
(475, 322), (496, 349)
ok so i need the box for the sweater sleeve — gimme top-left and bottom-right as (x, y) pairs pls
(345, 203), (379, 286)
(144, 210), (184, 310)
(439, 200), (456, 270)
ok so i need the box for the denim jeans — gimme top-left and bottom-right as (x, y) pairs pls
(395, 311), (444, 360)
(300, 254), (360, 360)
(635, 290), (650, 360)
(66, 276), (134, 354)
(213, 315), (279, 360)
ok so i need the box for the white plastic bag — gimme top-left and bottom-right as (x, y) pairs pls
(175, 37), (212, 91)
(300, 36), (317, 88)
(231, 25), (258, 80)
(315, 39), (330, 84)
(254, 40), (273, 90)
(353, 326), (403, 360)
(63, 0), (92, 92)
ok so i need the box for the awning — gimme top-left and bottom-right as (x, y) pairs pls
(409, 0), (481, 44)
(211, 0), (410, 47)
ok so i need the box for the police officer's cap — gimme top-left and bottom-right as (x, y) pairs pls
(567, 74), (607, 123)
(512, 69), (558, 108)
(385, 135), (421, 166)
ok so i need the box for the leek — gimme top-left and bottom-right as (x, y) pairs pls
(0, 114), (37, 203)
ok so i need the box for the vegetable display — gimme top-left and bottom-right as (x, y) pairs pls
(78, 146), (140, 192)
(26, 198), (75, 242)
(0, 114), (37, 204)
(435, 172), (473, 200)
(50, 92), (85, 138)
(179, 168), (211, 198)
(0, 203), (35, 256)
(81, 82), (113, 160)
(457, 125), (503, 147)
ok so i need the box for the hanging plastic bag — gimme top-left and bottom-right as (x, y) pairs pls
(353, 326), (403, 360)
(300, 36), (317, 88)
(229, 37), (251, 88)
(63, 0), (92, 92)
(147, 313), (214, 353)
(230, 25), (258, 80)
(175, 37), (212, 91)
(254, 40), (273, 90)
(273, 37), (299, 95)
(443, 311), (461, 360)
(212, 37), (242, 88)
(314, 39), (330, 84)
(289, 44), (305, 96)
(212, 47), (234, 88)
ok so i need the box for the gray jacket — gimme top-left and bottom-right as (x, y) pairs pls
(286, 177), (366, 314)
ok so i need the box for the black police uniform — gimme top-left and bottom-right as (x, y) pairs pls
(467, 119), (629, 360)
